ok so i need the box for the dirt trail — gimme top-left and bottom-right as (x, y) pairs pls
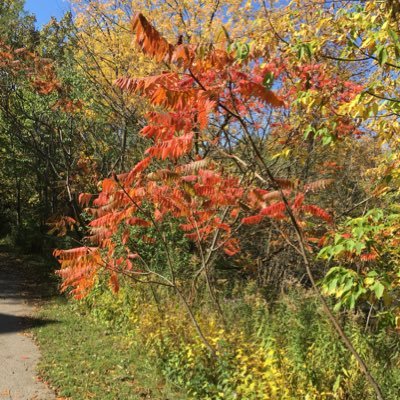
(0, 252), (56, 400)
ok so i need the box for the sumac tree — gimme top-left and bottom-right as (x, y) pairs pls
(54, 12), (384, 398)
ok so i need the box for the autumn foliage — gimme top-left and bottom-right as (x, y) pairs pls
(54, 13), (355, 300)
(5, 1), (400, 399)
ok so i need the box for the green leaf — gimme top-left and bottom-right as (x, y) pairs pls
(303, 125), (314, 139)
(376, 45), (388, 66)
(353, 227), (364, 240)
(388, 28), (399, 42)
(333, 302), (342, 312)
(349, 294), (356, 309)
(263, 72), (274, 89)
(354, 241), (365, 254)
(327, 278), (339, 294)
(332, 244), (345, 255)
(372, 281), (385, 299)
(364, 277), (375, 286)
(304, 43), (312, 59)
(333, 375), (342, 392)
(334, 233), (344, 245)
(346, 240), (356, 251)
(322, 134), (333, 146)
(317, 246), (332, 259)
(237, 43), (250, 60)
(297, 45), (305, 60)
(343, 278), (354, 293)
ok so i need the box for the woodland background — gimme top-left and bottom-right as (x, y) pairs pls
(1, 1), (400, 399)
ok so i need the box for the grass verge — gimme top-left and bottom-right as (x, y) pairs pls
(33, 298), (186, 400)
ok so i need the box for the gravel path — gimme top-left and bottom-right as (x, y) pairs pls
(0, 253), (56, 400)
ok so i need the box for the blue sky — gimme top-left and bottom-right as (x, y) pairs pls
(25, 0), (70, 27)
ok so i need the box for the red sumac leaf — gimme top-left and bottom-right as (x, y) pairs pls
(302, 204), (332, 223)
(241, 214), (264, 225)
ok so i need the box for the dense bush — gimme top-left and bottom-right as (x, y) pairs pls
(74, 278), (400, 399)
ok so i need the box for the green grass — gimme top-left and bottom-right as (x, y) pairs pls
(33, 298), (187, 400)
